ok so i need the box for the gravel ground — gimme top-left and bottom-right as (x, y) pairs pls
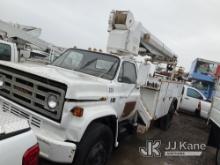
(40, 112), (216, 165)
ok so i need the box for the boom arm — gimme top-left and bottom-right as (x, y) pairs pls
(0, 19), (63, 58)
(107, 10), (177, 64)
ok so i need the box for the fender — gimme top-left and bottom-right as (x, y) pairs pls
(63, 104), (118, 143)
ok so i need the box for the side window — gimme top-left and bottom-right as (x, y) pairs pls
(187, 88), (202, 99)
(0, 43), (11, 61)
(118, 61), (137, 84)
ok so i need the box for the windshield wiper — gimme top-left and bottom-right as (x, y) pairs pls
(77, 58), (98, 70)
(98, 60), (118, 78)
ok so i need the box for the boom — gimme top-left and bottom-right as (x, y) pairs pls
(107, 10), (177, 64)
(0, 19), (63, 61)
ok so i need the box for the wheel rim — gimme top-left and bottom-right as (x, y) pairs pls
(86, 141), (107, 165)
(217, 149), (220, 165)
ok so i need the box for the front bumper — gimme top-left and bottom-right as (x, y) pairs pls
(0, 96), (76, 163)
(36, 132), (76, 163)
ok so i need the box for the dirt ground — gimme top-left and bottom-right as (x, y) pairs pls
(40, 112), (216, 165)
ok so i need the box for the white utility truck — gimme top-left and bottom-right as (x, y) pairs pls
(0, 111), (39, 165)
(0, 10), (183, 165)
(0, 19), (63, 63)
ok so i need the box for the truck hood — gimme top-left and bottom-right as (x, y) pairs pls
(0, 61), (109, 100)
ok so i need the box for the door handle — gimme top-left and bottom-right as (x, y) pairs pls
(184, 97), (189, 100)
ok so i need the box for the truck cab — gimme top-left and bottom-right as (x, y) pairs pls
(0, 40), (18, 62)
(189, 58), (219, 100)
(0, 48), (143, 164)
(0, 47), (183, 164)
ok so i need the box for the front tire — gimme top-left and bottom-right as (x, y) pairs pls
(73, 123), (113, 165)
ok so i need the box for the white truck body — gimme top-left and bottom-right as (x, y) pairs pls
(141, 80), (183, 120)
(210, 100), (220, 127)
(0, 10), (184, 165)
(0, 110), (38, 165)
(209, 80), (220, 126)
(208, 79), (220, 165)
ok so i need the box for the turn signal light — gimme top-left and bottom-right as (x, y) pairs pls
(71, 106), (84, 117)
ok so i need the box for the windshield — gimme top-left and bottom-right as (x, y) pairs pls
(195, 61), (217, 76)
(52, 49), (119, 80)
(192, 80), (209, 91)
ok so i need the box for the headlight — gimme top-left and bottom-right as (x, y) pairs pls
(47, 95), (58, 109)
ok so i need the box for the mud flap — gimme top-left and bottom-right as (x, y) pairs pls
(136, 99), (153, 132)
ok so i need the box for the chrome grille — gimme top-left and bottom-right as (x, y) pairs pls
(0, 65), (66, 122)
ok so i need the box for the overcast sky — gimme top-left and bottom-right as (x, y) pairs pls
(1, 0), (220, 71)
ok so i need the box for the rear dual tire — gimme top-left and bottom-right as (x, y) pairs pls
(160, 103), (175, 130)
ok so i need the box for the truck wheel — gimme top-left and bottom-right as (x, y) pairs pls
(160, 103), (175, 131)
(73, 123), (113, 165)
(216, 148), (220, 165)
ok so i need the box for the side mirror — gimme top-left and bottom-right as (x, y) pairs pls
(20, 50), (31, 59)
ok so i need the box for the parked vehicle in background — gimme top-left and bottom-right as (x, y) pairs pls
(188, 58), (220, 101)
(0, 111), (39, 165)
(0, 19), (64, 63)
(179, 85), (211, 119)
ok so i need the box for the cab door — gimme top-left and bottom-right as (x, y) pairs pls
(180, 87), (203, 112)
(113, 61), (139, 121)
